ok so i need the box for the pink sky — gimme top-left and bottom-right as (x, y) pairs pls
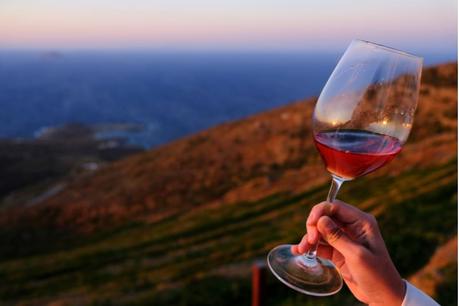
(0, 0), (456, 53)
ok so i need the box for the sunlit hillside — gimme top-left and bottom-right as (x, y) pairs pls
(0, 63), (456, 306)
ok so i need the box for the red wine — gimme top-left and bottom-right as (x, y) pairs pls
(314, 130), (402, 180)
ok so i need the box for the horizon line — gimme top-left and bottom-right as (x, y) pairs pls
(0, 46), (457, 56)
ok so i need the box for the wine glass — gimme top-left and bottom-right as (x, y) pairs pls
(267, 39), (423, 296)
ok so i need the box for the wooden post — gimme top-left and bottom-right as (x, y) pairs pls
(252, 260), (267, 306)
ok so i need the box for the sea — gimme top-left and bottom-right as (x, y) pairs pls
(0, 50), (454, 148)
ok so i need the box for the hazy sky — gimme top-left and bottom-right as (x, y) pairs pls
(0, 0), (456, 55)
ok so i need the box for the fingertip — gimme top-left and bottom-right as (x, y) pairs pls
(298, 241), (308, 254)
(291, 244), (300, 255)
(297, 234), (309, 253)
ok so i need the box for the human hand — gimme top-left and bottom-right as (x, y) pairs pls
(291, 200), (405, 306)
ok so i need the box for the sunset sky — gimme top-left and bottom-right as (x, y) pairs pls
(0, 0), (457, 55)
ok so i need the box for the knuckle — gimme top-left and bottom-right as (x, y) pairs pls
(311, 202), (323, 212)
(307, 203), (326, 224)
(324, 202), (335, 215)
(317, 201), (329, 210)
(364, 213), (377, 227)
(334, 199), (347, 209)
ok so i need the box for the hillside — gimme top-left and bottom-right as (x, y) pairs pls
(0, 63), (456, 306)
(0, 123), (143, 209)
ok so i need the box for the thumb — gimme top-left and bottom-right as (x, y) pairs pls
(317, 216), (363, 258)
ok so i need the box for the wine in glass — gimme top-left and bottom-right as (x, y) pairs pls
(267, 39), (423, 296)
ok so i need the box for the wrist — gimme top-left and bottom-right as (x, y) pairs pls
(370, 277), (406, 306)
(387, 278), (406, 306)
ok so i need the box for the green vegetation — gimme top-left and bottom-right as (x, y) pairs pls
(0, 158), (456, 305)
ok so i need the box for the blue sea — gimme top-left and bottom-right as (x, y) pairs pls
(0, 50), (454, 148)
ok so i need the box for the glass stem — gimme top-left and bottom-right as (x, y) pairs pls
(305, 175), (344, 261)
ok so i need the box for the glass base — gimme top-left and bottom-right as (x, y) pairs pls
(267, 244), (343, 296)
